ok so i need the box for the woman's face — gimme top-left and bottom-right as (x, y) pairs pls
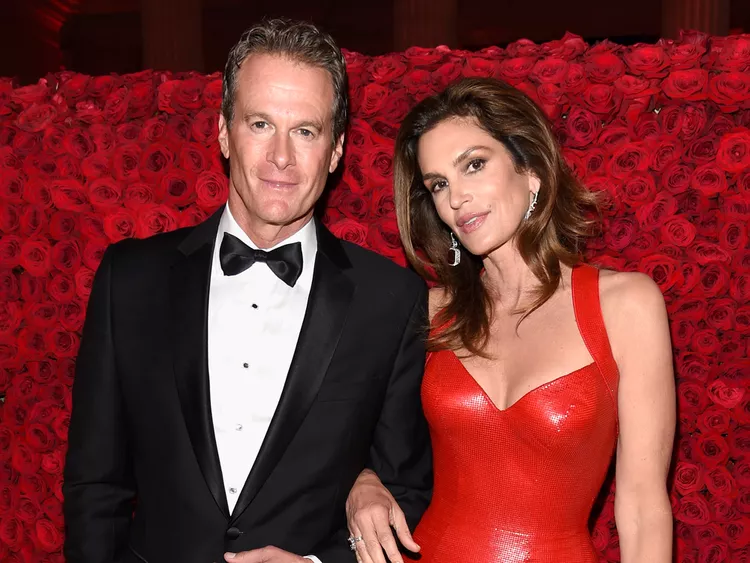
(417, 118), (540, 257)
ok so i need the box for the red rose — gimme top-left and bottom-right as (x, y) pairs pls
(705, 297), (736, 331)
(687, 241), (732, 265)
(673, 461), (705, 495)
(16, 103), (57, 133)
(614, 74), (658, 99)
(49, 178), (89, 212)
(711, 496), (738, 523)
(582, 84), (622, 116)
(564, 107), (600, 148)
(617, 173), (656, 207)
(676, 351), (711, 381)
(329, 190), (368, 221)
(662, 69), (709, 100)
(562, 63), (588, 94)
(80, 212), (107, 242)
(584, 51), (625, 84)
(103, 209), (137, 243)
(47, 212), (77, 241)
(696, 432), (731, 467)
(730, 272), (750, 303)
(723, 520), (750, 550)
(699, 540), (730, 563)
(25, 423), (55, 453)
(670, 317), (696, 349)
(537, 83), (564, 120)
(716, 130), (750, 173)
(123, 183), (156, 210)
(669, 42), (706, 69)
(59, 73), (91, 102)
(160, 170), (196, 207)
(623, 230), (659, 260)
(692, 329), (722, 357)
(103, 86), (130, 124)
(191, 108), (219, 146)
(607, 142), (649, 179)
(127, 81), (156, 118)
(24, 301), (58, 328)
(705, 466), (737, 498)
(86, 177), (122, 210)
(661, 217), (696, 247)
(138, 144), (174, 183)
(35, 517), (63, 553)
(18, 238), (51, 277)
(0, 516), (23, 550)
(530, 57), (569, 84)
(52, 410), (70, 443)
(698, 263), (730, 298)
(632, 113), (661, 139)
(88, 123), (116, 154)
(328, 218), (368, 248)
(112, 143), (142, 183)
(47, 272), (76, 304)
(200, 77), (222, 110)
(357, 83), (390, 117)
(177, 142), (211, 176)
(0, 168), (24, 203)
(708, 72), (750, 109)
(722, 195), (750, 222)
(75, 267), (95, 300)
(179, 207), (207, 229)
(676, 493), (711, 525)
(498, 57), (537, 82)
(81, 153), (111, 180)
(170, 77), (205, 113)
(194, 171), (228, 211)
(136, 204), (179, 239)
(623, 44), (669, 77)
(0, 300), (22, 336)
(713, 35), (750, 71)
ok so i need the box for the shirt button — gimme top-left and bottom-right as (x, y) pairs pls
(242, 363), (249, 368)
(235, 424), (243, 431)
(229, 487), (237, 494)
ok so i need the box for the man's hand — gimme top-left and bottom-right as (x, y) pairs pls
(225, 546), (308, 563)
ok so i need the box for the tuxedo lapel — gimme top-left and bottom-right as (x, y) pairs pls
(230, 221), (355, 522)
(171, 210), (230, 519)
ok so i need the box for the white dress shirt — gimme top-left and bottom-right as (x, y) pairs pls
(208, 205), (322, 562)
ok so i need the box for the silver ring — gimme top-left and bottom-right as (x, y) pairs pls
(348, 535), (363, 551)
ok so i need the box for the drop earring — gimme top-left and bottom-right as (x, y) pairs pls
(524, 190), (539, 220)
(449, 232), (461, 267)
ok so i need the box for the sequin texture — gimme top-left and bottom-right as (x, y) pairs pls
(407, 265), (619, 562)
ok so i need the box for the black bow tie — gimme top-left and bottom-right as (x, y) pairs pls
(219, 233), (303, 287)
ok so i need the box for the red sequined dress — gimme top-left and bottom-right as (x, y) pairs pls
(408, 265), (619, 562)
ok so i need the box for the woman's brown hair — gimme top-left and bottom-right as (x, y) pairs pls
(394, 77), (599, 356)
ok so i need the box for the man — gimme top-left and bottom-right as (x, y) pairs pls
(63, 19), (432, 563)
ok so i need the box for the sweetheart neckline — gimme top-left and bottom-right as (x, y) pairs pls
(443, 349), (598, 413)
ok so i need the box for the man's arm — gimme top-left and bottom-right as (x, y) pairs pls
(364, 284), (432, 527)
(64, 245), (136, 563)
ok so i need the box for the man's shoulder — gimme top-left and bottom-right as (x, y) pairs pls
(105, 223), (206, 270)
(338, 240), (425, 295)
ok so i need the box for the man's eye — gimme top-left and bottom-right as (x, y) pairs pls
(251, 121), (268, 130)
(298, 129), (314, 137)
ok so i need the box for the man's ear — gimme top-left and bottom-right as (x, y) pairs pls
(218, 113), (230, 159)
(329, 133), (345, 173)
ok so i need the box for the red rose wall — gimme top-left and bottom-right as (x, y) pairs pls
(1, 30), (749, 562)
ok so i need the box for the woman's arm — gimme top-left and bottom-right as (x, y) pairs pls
(603, 271), (676, 563)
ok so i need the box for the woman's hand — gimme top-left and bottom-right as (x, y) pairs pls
(346, 469), (421, 563)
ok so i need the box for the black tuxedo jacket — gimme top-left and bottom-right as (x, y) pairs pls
(63, 211), (432, 563)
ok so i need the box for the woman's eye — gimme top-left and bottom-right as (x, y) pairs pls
(431, 180), (447, 193)
(467, 158), (485, 172)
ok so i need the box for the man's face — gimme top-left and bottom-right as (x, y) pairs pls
(218, 54), (344, 240)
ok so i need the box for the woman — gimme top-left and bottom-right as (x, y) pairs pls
(345, 78), (675, 563)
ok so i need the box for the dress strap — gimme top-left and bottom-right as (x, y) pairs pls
(571, 264), (619, 414)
